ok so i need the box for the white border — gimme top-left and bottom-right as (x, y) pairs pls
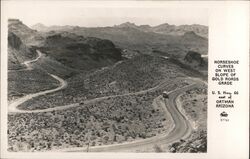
(1, 1), (249, 159)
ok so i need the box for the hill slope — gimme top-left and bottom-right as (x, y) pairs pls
(31, 22), (208, 57)
(39, 32), (123, 72)
(18, 54), (203, 110)
(8, 31), (36, 70)
(152, 23), (208, 38)
(9, 19), (43, 46)
(8, 19), (124, 75)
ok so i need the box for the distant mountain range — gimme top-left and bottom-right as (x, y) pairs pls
(31, 21), (208, 57)
(8, 19), (208, 76)
(32, 22), (208, 38)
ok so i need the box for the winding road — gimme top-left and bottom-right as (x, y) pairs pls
(8, 50), (68, 113)
(23, 50), (42, 70)
(8, 74), (178, 113)
(8, 50), (42, 72)
(59, 83), (200, 152)
(8, 50), (207, 152)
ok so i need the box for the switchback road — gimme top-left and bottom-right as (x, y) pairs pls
(8, 51), (68, 113)
(8, 51), (207, 152)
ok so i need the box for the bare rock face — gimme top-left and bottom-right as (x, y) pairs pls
(8, 19), (37, 39)
(8, 32), (22, 49)
(8, 31), (36, 70)
(8, 19), (43, 46)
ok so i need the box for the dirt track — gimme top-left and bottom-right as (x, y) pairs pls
(8, 51), (68, 113)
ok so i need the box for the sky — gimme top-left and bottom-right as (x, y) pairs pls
(3, 1), (208, 27)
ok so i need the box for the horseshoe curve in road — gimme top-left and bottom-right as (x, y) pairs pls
(8, 50), (206, 152)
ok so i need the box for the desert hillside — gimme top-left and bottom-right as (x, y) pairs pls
(31, 21), (208, 57)
(8, 19), (208, 153)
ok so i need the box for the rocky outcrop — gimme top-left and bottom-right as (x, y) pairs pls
(8, 32), (22, 49)
(41, 32), (123, 71)
(8, 31), (36, 70)
(184, 51), (205, 67)
(8, 19), (43, 46)
(169, 130), (207, 153)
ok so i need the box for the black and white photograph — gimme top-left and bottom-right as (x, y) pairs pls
(1, 1), (249, 158)
(6, 4), (208, 153)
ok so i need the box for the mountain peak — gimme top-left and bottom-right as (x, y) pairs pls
(183, 31), (197, 37)
(31, 23), (48, 31)
(182, 31), (206, 41)
(116, 22), (138, 28)
(32, 23), (47, 27)
(154, 23), (173, 28)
